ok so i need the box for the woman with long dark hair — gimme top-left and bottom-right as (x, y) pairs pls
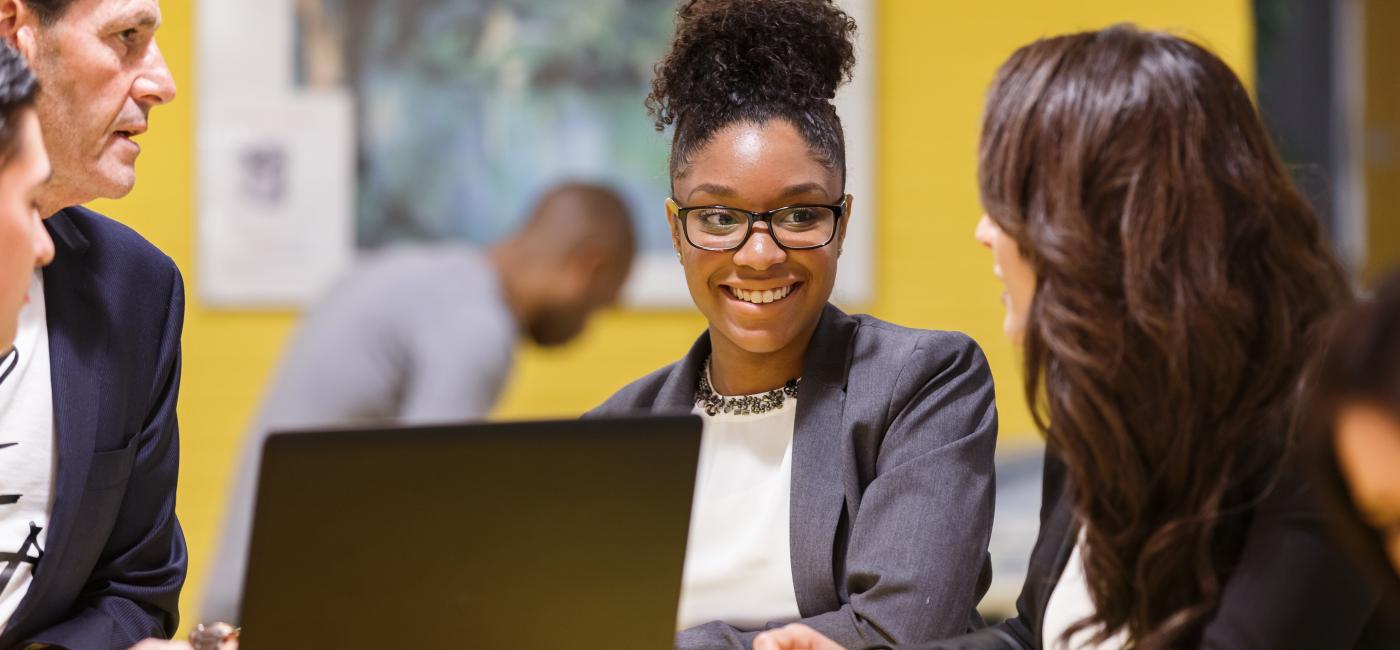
(758, 24), (1399, 650)
(590, 1), (998, 648)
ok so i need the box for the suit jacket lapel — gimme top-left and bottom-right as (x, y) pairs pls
(3, 211), (103, 641)
(1030, 462), (1080, 642)
(790, 304), (855, 616)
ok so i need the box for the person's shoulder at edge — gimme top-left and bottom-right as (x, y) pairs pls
(348, 241), (481, 279)
(848, 312), (984, 350)
(52, 204), (180, 280)
(841, 312), (997, 473)
(305, 242), (490, 320)
(846, 311), (993, 386)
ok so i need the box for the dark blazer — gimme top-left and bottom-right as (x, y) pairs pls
(0, 207), (187, 649)
(896, 452), (1400, 649)
(591, 304), (998, 650)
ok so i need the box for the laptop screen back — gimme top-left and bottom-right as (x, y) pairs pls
(237, 415), (701, 649)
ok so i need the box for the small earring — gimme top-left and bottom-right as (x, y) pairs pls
(675, 249), (682, 261)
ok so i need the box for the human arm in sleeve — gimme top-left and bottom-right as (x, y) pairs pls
(396, 305), (514, 424)
(25, 268), (187, 649)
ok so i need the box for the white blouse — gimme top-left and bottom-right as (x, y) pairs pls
(675, 370), (802, 631)
(1041, 533), (1128, 650)
(0, 273), (54, 635)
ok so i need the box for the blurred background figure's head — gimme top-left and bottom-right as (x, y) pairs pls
(492, 182), (634, 347)
(0, 40), (51, 355)
(1315, 271), (1400, 579)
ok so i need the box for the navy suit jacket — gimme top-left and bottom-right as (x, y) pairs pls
(0, 207), (186, 649)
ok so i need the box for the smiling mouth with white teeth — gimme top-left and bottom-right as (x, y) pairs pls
(727, 284), (797, 305)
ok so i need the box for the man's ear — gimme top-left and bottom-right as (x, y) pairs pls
(0, 1), (37, 61)
(557, 247), (607, 303)
(0, 1), (23, 44)
(571, 246), (607, 277)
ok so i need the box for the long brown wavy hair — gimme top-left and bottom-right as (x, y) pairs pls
(979, 25), (1350, 647)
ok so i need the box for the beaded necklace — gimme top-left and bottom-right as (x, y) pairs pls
(694, 357), (799, 416)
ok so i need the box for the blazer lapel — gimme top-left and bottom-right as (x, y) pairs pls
(3, 211), (103, 641)
(1030, 471), (1080, 641)
(660, 307), (855, 616)
(790, 304), (856, 616)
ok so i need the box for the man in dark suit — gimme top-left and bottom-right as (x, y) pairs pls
(0, 0), (182, 648)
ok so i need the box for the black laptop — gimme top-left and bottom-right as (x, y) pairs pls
(236, 415), (702, 649)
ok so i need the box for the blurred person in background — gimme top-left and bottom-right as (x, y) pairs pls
(590, 1), (998, 647)
(1309, 270), (1400, 603)
(199, 182), (635, 625)
(758, 25), (1400, 650)
(0, 0), (186, 647)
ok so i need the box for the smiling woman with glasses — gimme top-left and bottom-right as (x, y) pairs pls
(587, 1), (999, 648)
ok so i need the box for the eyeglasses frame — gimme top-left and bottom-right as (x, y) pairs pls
(669, 195), (850, 252)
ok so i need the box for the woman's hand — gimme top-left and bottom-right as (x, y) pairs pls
(754, 624), (848, 650)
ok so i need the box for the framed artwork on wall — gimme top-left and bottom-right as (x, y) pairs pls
(198, 0), (875, 308)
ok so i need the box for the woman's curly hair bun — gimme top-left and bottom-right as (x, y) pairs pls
(647, 0), (857, 132)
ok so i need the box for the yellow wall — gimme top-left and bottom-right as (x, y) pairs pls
(1364, 0), (1400, 281)
(95, 0), (1250, 634)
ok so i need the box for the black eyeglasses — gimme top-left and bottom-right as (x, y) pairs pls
(672, 197), (847, 251)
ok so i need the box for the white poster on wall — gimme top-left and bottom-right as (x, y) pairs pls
(198, 0), (875, 308)
(198, 94), (354, 306)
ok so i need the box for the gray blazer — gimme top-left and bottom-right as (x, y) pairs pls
(590, 304), (998, 649)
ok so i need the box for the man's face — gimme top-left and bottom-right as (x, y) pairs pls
(26, 0), (175, 208)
